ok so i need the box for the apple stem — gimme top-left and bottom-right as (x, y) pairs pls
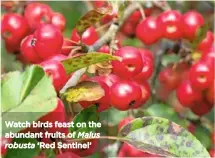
(64, 38), (79, 45)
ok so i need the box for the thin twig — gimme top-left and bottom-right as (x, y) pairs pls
(137, 3), (146, 20)
(152, 1), (171, 11)
(64, 38), (79, 45)
(62, 46), (79, 49)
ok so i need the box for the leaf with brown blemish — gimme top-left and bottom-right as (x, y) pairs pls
(63, 81), (105, 103)
(61, 53), (118, 75)
(119, 117), (210, 157)
(75, 8), (112, 35)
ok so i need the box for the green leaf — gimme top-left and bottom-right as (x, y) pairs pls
(194, 125), (212, 149)
(119, 117), (210, 157)
(100, 108), (128, 126)
(1, 71), (23, 112)
(161, 54), (180, 67)
(118, 1), (129, 17)
(1, 71), (21, 86)
(63, 81), (105, 102)
(5, 138), (40, 158)
(122, 38), (143, 47)
(1, 66), (57, 136)
(144, 104), (189, 127)
(45, 148), (56, 158)
(70, 105), (99, 139)
(61, 53), (118, 75)
(191, 23), (209, 49)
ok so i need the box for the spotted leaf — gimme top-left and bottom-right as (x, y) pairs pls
(119, 117), (210, 157)
(75, 8), (112, 35)
(61, 53), (118, 75)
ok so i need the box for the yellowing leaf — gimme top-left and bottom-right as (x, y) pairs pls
(64, 81), (105, 102)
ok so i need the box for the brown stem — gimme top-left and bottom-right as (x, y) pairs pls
(137, 3), (146, 20)
(62, 46), (79, 49)
(68, 47), (81, 57)
(152, 1), (171, 11)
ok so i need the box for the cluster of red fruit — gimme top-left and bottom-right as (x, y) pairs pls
(176, 46), (214, 116)
(80, 46), (153, 112)
(1, 3), (65, 55)
(136, 10), (212, 45)
(121, 9), (153, 37)
(158, 45), (214, 116)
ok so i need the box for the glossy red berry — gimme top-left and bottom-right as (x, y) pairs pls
(80, 78), (110, 112)
(51, 12), (66, 32)
(118, 117), (133, 131)
(182, 11), (204, 40)
(40, 59), (67, 91)
(128, 11), (141, 24)
(110, 80), (142, 111)
(198, 31), (214, 52)
(48, 54), (67, 62)
(98, 45), (110, 54)
(34, 24), (63, 59)
(189, 61), (214, 90)
(139, 48), (154, 61)
(201, 49), (215, 68)
(134, 49), (154, 82)
(176, 80), (203, 107)
(24, 3), (52, 30)
(56, 152), (80, 158)
(1, 13), (29, 46)
(81, 27), (99, 45)
(121, 22), (136, 37)
(21, 35), (41, 63)
(190, 100), (213, 116)
(136, 17), (162, 45)
(112, 46), (143, 79)
(101, 14), (115, 24)
(39, 98), (68, 134)
(5, 40), (20, 53)
(61, 39), (72, 55)
(1, 137), (12, 156)
(139, 81), (151, 105)
(158, 10), (182, 39)
(93, 74), (120, 88)
(70, 27), (99, 45)
(158, 68), (181, 90)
